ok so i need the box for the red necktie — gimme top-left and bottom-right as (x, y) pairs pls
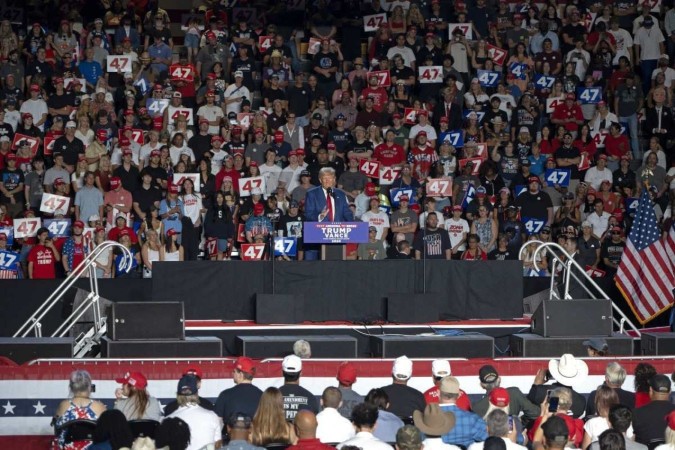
(326, 191), (334, 221)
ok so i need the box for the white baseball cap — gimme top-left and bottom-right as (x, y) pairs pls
(65, 121), (77, 128)
(282, 354), (302, 373)
(393, 355), (413, 380)
(432, 360), (451, 377)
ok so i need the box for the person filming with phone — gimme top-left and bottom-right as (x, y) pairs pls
(527, 354), (588, 418)
(529, 387), (584, 449)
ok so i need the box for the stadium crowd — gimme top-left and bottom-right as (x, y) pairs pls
(52, 355), (675, 450)
(0, 0), (674, 278)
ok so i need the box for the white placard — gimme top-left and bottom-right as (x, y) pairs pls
(40, 193), (71, 215)
(13, 218), (42, 238)
(238, 176), (267, 196)
(172, 173), (201, 192)
(106, 55), (132, 73)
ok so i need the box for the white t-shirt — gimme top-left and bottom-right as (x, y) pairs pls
(197, 104), (225, 135)
(316, 407), (355, 444)
(361, 210), (390, 240)
(587, 211), (612, 237)
(166, 404), (221, 450)
(444, 217), (470, 251)
(259, 163), (282, 196)
(19, 99), (48, 131)
(386, 46), (417, 68)
(223, 83), (251, 114)
(409, 123), (437, 142)
(182, 193), (203, 225)
(169, 145), (195, 165)
(634, 27), (665, 60)
(584, 166), (613, 190)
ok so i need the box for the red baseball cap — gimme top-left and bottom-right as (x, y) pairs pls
(417, 131), (427, 137)
(30, 84), (40, 92)
(207, 73), (217, 80)
(73, 220), (85, 228)
(489, 387), (510, 407)
(5, 153), (16, 161)
(110, 177), (122, 189)
(337, 362), (357, 386)
(119, 137), (131, 147)
(169, 184), (180, 194)
(96, 130), (108, 139)
(597, 154), (608, 160)
(296, 149), (305, 156)
(166, 228), (180, 237)
(234, 357), (256, 375)
(274, 131), (284, 141)
(150, 149), (160, 157)
(566, 93), (575, 101)
(253, 203), (265, 214)
(211, 135), (224, 144)
(440, 116), (449, 123)
(365, 182), (377, 196)
(232, 126), (243, 134)
(528, 175), (540, 184)
(115, 371), (148, 389)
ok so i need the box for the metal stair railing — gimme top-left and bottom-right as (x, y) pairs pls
(519, 240), (641, 336)
(14, 241), (132, 340)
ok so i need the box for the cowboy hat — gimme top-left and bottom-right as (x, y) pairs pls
(548, 354), (588, 387)
(412, 404), (456, 436)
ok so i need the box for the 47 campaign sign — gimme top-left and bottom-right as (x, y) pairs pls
(44, 219), (71, 238)
(0, 250), (19, 272)
(576, 87), (602, 104)
(273, 237), (297, 257)
(544, 168), (571, 187)
(477, 70), (500, 88)
(304, 222), (369, 244)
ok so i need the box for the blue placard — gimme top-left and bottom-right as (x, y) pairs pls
(0, 250), (19, 271)
(625, 197), (639, 215)
(115, 252), (137, 275)
(461, 185), (476, 208)
(534, 74), (555, 90)
(514, 185), (527, 197)
(44, 219), (71, 238)
(0, 227), (13, 247)
(477, 70), (500, 87)
(146, 99), (169, 116)
(509, 63), (528, 80)
(522, 217), (545, 235)
(134, 77), (150, 95)
(303, 222), (370, 244)
(273, 237), (298, 257)
(443, 131), (464, 148)
(390, 188), (415, 208)
(619, 122), (629, 135)
(544, 168), (571, 187)
(463, 110), (485, 123)
(576, 87), (602, 104)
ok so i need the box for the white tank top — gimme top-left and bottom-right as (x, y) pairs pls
(164, 249), (180, 261)
(143, 247), (160, 278)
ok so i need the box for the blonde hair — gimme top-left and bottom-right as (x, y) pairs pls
(251, 387), (293, 446)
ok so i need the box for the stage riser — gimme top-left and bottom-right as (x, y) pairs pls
(370, 334), (495, 358)
(640, 332), (675, 355)
(509, 334), (635, 357)
(0, 337), (74, 364)
(387, 294), (439, 323)
(236, 335), (358, 358)
(100, 337), (222, 358)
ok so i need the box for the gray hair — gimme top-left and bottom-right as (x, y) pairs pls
(293, 340), (312, 358)
(551, 387), (573, 410)
(69, 370), (93, 395)
(318, 167), (336, 178)
(486, 409), (510, 438)
(605, 362), (627, 386)
(131, 436), (156, 450)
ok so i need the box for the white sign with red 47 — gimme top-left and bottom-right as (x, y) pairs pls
(14, 218), (42, 238)
(418, 66), (443, 84)
(448, 23), (473, 40)
(426, 178), (453, 197)
(363, 13), (387, 32)
(240, 243), (266, 261)
(238, 176), (267, 196)
(359, 159), (381, 178)
(379, 166), (401, 185)
(172, 173), (201, 192)
(107, 55), (132, 73)
(40, 193), (71, 215)
(171, 108), (194, 125)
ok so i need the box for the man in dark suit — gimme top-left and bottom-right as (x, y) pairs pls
(643, 87), (674, 150)
(304, 167), (354, 222)
(433, 87), (463, 130)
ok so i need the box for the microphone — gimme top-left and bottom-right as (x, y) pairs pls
(326, 187), (333, 198)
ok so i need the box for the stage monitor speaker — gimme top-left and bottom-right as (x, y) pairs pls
(370, 333), (494, 358)
(236, 335), (358, 358)
(107, 302), (185, 340)
(0, 337), (74, 364)
(641, 332), (675, 355)
(101, 336), (222, 357)
(509, 333), (634, 357)
(255, 294), (305, 324)
(387, 293), (439, 323)
(531, 299), (612, 337)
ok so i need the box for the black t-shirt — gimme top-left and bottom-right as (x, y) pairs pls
(279, 383), (320, 421)
(488, 248), (517, 260)
(0, 123), (14, 142)
(287, 84), (311, 117)
(215, 382), (263, 421)
(381, 383), (426, 420)
(600, 239), (625, 268)
(263, 87), (287, 104)
(312, 51), (339, 83)
(0, 168), (25, 203)
(413, 228), (451, 259)
(0, 86), (22, 105)
(553, 145), (581, 179)
(278, 212), (305, 244)
(328, 129), (353, 154)
(26, 60), (53, 81)
(47, 92), (75, 122)
(113, 164), (141, 193)
(133, 185), (162, 215)
(514, 190), (552, 222)
(144, 165), (168, 188)
(231, 57), (256, 91)
(391, 66), (415, 83)
(53, 135), (85, 167)
(188, 133), (212, 162)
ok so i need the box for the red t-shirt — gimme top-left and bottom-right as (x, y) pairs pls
(552, 104), (584, 132)
(71, 241), (85, 270)
(28, 244), (56, 279)
(374, 143), (406, 167)
(108, 226), (138, 244)
(424, 386), (472, 410)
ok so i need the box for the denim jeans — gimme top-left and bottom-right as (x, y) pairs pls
(619, 113), (640, 159)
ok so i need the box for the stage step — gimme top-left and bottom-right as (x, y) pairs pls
(509, 333), (635, 357)
(101, 336), (222, 358)
(236, 335), (358, 358)
(369, 333), (495, 358)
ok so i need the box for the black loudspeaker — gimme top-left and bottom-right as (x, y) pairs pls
(100, 336), (222, 357)
(236, 335), (358, 358)
(509, 333), (634, 357)
(387, 293), (439, 323)
(255, 294), (305, 324)
(107, 302), (185, 340)
(0, 337), (74, 364)
(370, 333), (494, 358)
(641, 332), (675, 355)
(531, 299), (612, 337)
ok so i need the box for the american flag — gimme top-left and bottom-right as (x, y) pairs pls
(616, 190), (675, 324)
